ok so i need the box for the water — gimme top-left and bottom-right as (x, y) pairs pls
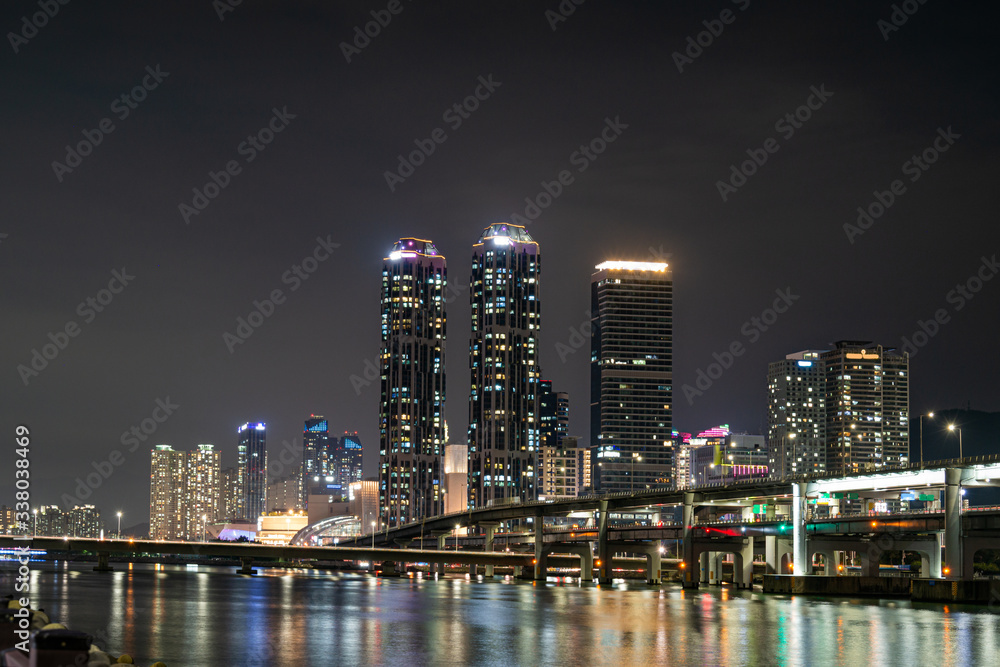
(6, 563), (1000, 666)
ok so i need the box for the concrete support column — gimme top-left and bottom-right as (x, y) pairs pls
(481, 522), (499, 578)
(699, 551), (710, 584)
(237, 557), (255, 576)
(929, 533), (943, 579)
(432, 531), (450, 576)
(470, 564), (478, 577)
(682, 492), (697, 588)
(861, 551), (879, 578)
(944, 467), (963, 578)
(93, 552), (113, 572)
(597, 500), (612, 584)
(737, 539), (754, 589)
(709, 553), (723, 585)
(792, 482), (807, 576)
(765, 535), (778, 575)
(579, 546), (594, 582)
(646, 548), (661, 585)
(533, 513), (548, 581)
(833, 551), (843, 576)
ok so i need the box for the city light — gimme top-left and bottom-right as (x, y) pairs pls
(595, 261), (668, 272)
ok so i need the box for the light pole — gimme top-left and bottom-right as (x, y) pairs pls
(947, 424), (963, 459)
(631, 453), (642, 492)
(454, 524), (461, 551)
(32, 509), (37, 537)
(117, 511), (123, 539)
(371, 521), (376, 549)
(919, 412), (934, 467)
(202, 514), (207, 542)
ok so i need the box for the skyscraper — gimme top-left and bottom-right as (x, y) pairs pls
(469, 223), (541, 508)
(822, 341), (909, 475)
(379, 238), (447, 526)
(338, 431), (363, 486)
(238, 422), (267, 523)
(303, 415), (330, 504)
(183, 444), (221, 540)
(539, 382), (575, 498)
(590, 261), (672, 493)
(767, 350), (827, 479)
(150, 444), (185, 540)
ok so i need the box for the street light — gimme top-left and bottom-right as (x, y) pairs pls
(455, 523), (461, 551)
(202, 514), (207, 542)
(117, 511), (123, 539)
(32, 509), (37, 537)
(631, 453), (642, 492)
(947, 424), (963, 459)
(371, 521), (377, 549)
(919, 412), (934, 467)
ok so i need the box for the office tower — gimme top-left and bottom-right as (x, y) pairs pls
(150, 444), (186, 540)
(338, 432), (364, 486)
(539, 381), (569, 449)
(238, 422), (268, 523)
(767, 351), (827, 479)
(468, 223), (541, 508)
(221, 467), (239, 521)
(349, 480), (380, 531)
(443, 444), (469, 514)
(183, 444), (221, 540)
(303, 416), (330, 504)
(822, 341), (909, 475)
(590, 261), (672, 493)
(267, 474), (304, 512)
(380, 238), (447, 527)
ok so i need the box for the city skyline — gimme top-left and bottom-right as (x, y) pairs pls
(3, 3), (997, 529)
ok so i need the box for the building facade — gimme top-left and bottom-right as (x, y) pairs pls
(823, 341), (909, 475)
(183, 444), (221, 540)
(767, 350), (827, 479)
(591, 261), (673, 493)
(302, 416), (330, 504)
(150, 444), (186, 540)
(379, 238), (447, 526)
(238, 422), (268, 523)
(337, 432), (363, 487)
(469, 223), (541, 508)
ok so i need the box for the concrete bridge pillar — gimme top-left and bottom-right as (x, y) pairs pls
(431, 530), (451, 576)
(682, 492), (697, 588)
(792, 482), (807, 575)
(645, 548), (661, 585)
(237, 556), (256, 576)
(699, 551), (710, 584)
(944, 467), (963, 578)
(533, 513), (548, 581)
(597, 500), (612, 584)
(709, 553), (723, 585)
(735, 539), (754, 589)
(481, 522), (499, 578)
(765, 535), (778, 575)
(93, 552), (113, 572)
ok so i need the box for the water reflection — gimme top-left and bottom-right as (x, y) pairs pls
(10, 563), (998, 666)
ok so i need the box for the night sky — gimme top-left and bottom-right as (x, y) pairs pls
(2, 2), (998, 527)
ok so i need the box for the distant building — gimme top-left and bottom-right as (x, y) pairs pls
(338, 432), (363, 487)
(591, 261), (673, 493)
(822, 341), (909, 474)
(238, 422), (268, 522)
(767, 351), (827, 479)
(0, 506), (16, 533)
(380, 237), (447, 527)
(35, 504), (64, 536)
(256, 510), (308, 546)
(672, 431), (694, 489)
(267, 474), (304, 513)
(349, 479), (380, 531)
(150, 444), (186, 540)
(689, 428), (768, 485)
(443, 444), (468, 514)
(303, 416), (331, 505)
(221, 465), (242, 522)
(565, 436), (591, 495)
(469, 223), (541, 508)
(539, 382), (577, 499)
(183, 444), (220, 541)
(66, 505), (102, 538)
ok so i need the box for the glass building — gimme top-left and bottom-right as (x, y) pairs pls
(590, 261), (672, 493)
(469, 223), (541, 508)
(379, 238), (447, 526)
(238, 422), (267, 523)
(303, 415), (330, 504)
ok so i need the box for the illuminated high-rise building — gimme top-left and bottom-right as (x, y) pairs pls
(469, 223), (541, 508)
(379, 238), (447, 526)
(150, 444), (186, 540)
(183, 444), (221, 540)
(590, 261), (672, 493)
(767, 350), (827, 479)
(337, 432), (363, 486)
(238, 422), (268, 522)
(303, 416), (330, 504)
(822, 341), (909, 475)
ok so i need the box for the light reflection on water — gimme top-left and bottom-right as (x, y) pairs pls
(11, 564), (999, 666)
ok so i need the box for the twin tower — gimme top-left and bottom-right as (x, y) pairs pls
(379, 224), (541, 528)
